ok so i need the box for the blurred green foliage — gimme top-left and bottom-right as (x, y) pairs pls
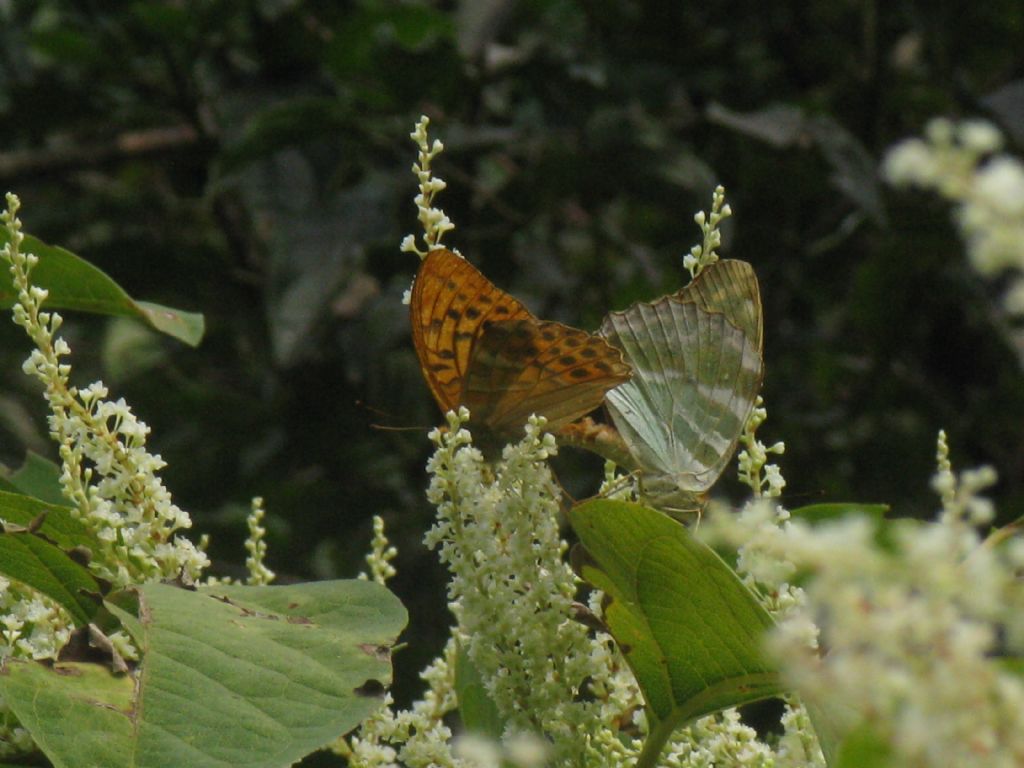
(1, 0), (1023, 714)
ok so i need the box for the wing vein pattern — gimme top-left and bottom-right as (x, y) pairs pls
(599, 260), (764, 509)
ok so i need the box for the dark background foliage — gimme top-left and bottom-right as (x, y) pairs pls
(1, 0), (1023, 730)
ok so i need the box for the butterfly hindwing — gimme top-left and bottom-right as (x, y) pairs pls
(465, 319), (631, 434)
(599, 259), (763, 509)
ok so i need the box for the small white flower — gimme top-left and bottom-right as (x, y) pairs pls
(504, 732), (549, 767)
(453, 734), (502, 767)
(883, 139), (937, 185)
(973, 156), (1024, 218)
(886, 119), (1024, 323)
(958, 119), (1003, 154)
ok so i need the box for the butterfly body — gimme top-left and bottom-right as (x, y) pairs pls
(411, 248), (631, 443)
(599, 259), (764, 511)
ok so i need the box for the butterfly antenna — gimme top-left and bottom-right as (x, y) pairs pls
(354, 399), (396, 420)
(354, 400), (433, 433)
(369, 424), (429, 433)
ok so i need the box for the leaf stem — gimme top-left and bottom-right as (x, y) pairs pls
(636, 715), (675, 768)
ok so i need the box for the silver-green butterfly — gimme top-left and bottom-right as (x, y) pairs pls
(599, 259), (764, 512)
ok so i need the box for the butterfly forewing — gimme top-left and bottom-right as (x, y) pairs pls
(411, 249), (532, 412)
(411, 247), (632, 440)
(685, 259), (763, 353)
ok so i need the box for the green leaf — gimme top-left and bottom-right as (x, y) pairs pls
(0, 580), (407, 768)
(454, 644), (505, 740)
(3, 451), (66, 505)
(789, 503), (889, 524)
(0, 661), (135, 768)
(804, 698), (860, 767)
(0, 487), (108, 628)
(570, 499), (782, 730)
(104, 590), (144, 646)
(998, 656), (1024, 677)
(0, 230), (205, 347)
(0, 489), (98, 551)
(0, 531), (100, 625)
(834, 723), (896, 768)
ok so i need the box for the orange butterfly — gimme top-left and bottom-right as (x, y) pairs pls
(410, 248), (631, 441)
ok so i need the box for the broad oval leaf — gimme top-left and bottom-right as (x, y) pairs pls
(0, 531), (100, 626)
(0, 230), (204, 346)
(0, 488), (106, 625)
(0, 488), (96, 550)
(570, 499), (782, 731)
(0, 580), (407, 768)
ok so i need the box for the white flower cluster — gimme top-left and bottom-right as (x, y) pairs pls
(423, 410), (626, 764)
(702, 431), (1024, 767)
(884, 119), (1024, 314)
(661, 709), (785, 768)
(1, 193), (208, 588)
(0, 576), (71, 665)
(359, 409), (816, 768)
(358, 514), (398, 586)
(0, 580), (46, 757)
(454, 731), (549, 768)
(400, 114), (454, 263)
(737, 396), (786, 499)
(244, 497), (275, 586)
(0, 549), (76, 754)
(342, 410), (651, 767)
(685, 185), (733, 278)
(0, 194), (218, 756)
(341, 637), (460, 767)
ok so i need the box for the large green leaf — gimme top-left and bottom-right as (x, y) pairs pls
(1, 451), (66, 505)
(0, 580), (406, 768)
(0, 660), (135, 768)
(0, 230), (204, 346)
(0, 488), (105, 624)
(0, 488), (94, 549)
(0, 531), (100, 626)
(570, 499), (782, 735)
